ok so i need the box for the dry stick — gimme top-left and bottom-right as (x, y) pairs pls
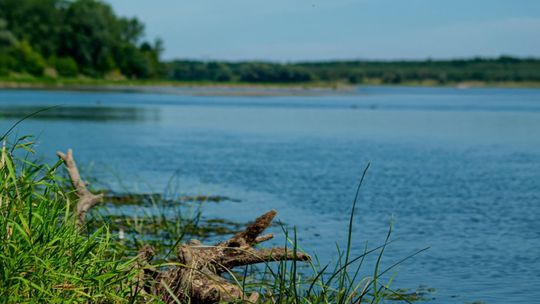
(57, 149), (104, 226)
(58, 149), (161, 301)
(155, 209), (311, 304)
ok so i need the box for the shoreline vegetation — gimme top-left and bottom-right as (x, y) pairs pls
(1, 76), (539, 97)
(0, 76), (357, 96)
(2, 1), (540, 95)
(0, 138), (430, 303)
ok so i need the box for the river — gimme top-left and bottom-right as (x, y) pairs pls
(1, 86), (539, 303)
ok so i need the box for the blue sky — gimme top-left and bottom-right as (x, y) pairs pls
(107, 0), (540, 61)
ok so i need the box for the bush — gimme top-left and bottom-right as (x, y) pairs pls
(52, 57), (79, 77)
(0, 52), (15, 75)
(9, 41), (46, 76)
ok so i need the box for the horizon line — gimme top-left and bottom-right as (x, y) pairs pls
(164, 55), (540, 63)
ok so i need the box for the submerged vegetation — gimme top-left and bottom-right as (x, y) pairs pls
(1, 0), (540, 88)
(0, 136), (429, 303)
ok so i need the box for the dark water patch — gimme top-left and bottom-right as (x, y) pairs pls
(103, 192), (240, 206)
(89, 214), (243, 239)
(0, 105), (159, 121)
(180, 195), (240, 203)
(104, 192), (164, 205)
(381, 285), (437, 302)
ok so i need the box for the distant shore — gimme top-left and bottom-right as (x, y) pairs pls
(1, 77), (539, 96)
(0, 77), (357, 96)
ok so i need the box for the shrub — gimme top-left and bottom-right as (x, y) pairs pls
(8, 41), (46, 76)
(52, 57), (79, 77)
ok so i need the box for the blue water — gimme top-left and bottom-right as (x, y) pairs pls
(1, 86), (539, 303)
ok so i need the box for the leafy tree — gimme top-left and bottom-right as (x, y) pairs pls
(0, 0), (164, 78)
(0, 0), (65, 57)
(59, 0), (119, 75)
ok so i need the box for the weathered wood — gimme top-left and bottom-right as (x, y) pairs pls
(153, 210), (311, 303)
(58, 149), (311, 303)
(57, 149), (103, 226)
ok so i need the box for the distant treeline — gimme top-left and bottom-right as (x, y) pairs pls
(166, 57), (540, 84)
(1, 0), (540, 85)
(0, 0), (163, 78)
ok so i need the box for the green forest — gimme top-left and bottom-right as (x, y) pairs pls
(0, 0), (163, 79)
(166, 57), (540, 85)
(1, 0), (540, 86)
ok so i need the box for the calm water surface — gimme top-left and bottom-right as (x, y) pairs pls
(1, 86), (539, 303)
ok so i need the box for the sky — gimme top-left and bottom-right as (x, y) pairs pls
(106, 0), (540, 62)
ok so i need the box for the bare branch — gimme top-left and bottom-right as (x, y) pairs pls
(254, 233), (274, 244)
(220, 247), (311, 270)
(57, 149), (103, 225)
(222, 209), (276, 247)
(155, 210), (311, 303)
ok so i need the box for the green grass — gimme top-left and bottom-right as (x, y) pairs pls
(0, 138), (144, 302)
(0, 136), (429, 303)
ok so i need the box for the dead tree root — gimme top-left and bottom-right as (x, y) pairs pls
(58, 149), (311, 303)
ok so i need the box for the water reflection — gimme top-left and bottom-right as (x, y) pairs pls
(0, 105), (159, 122)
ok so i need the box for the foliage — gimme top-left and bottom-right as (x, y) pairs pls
(0, 137), (142, 302)
(167, 61), (315, 83)
(166, 57), (540, 84)
(0, 0), (163, 78)
(50, 56), (79, 77)
(0, 18), (17, 48)
(0, 0), (64, 57)
(295, 57), (540, 84)
(4, 41), (46, 76)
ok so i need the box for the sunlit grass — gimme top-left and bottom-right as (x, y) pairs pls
(0, 138), (145, 302)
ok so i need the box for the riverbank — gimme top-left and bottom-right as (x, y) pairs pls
(0, 76), (356, 96)
(1, 76), (539, 97)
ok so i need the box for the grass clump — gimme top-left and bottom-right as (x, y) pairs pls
(0, 138), (141, 303)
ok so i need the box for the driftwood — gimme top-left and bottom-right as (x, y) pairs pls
(152, 210), (311, 303)
(58, 149), (311, 303)
(57, 149), (103, 226)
